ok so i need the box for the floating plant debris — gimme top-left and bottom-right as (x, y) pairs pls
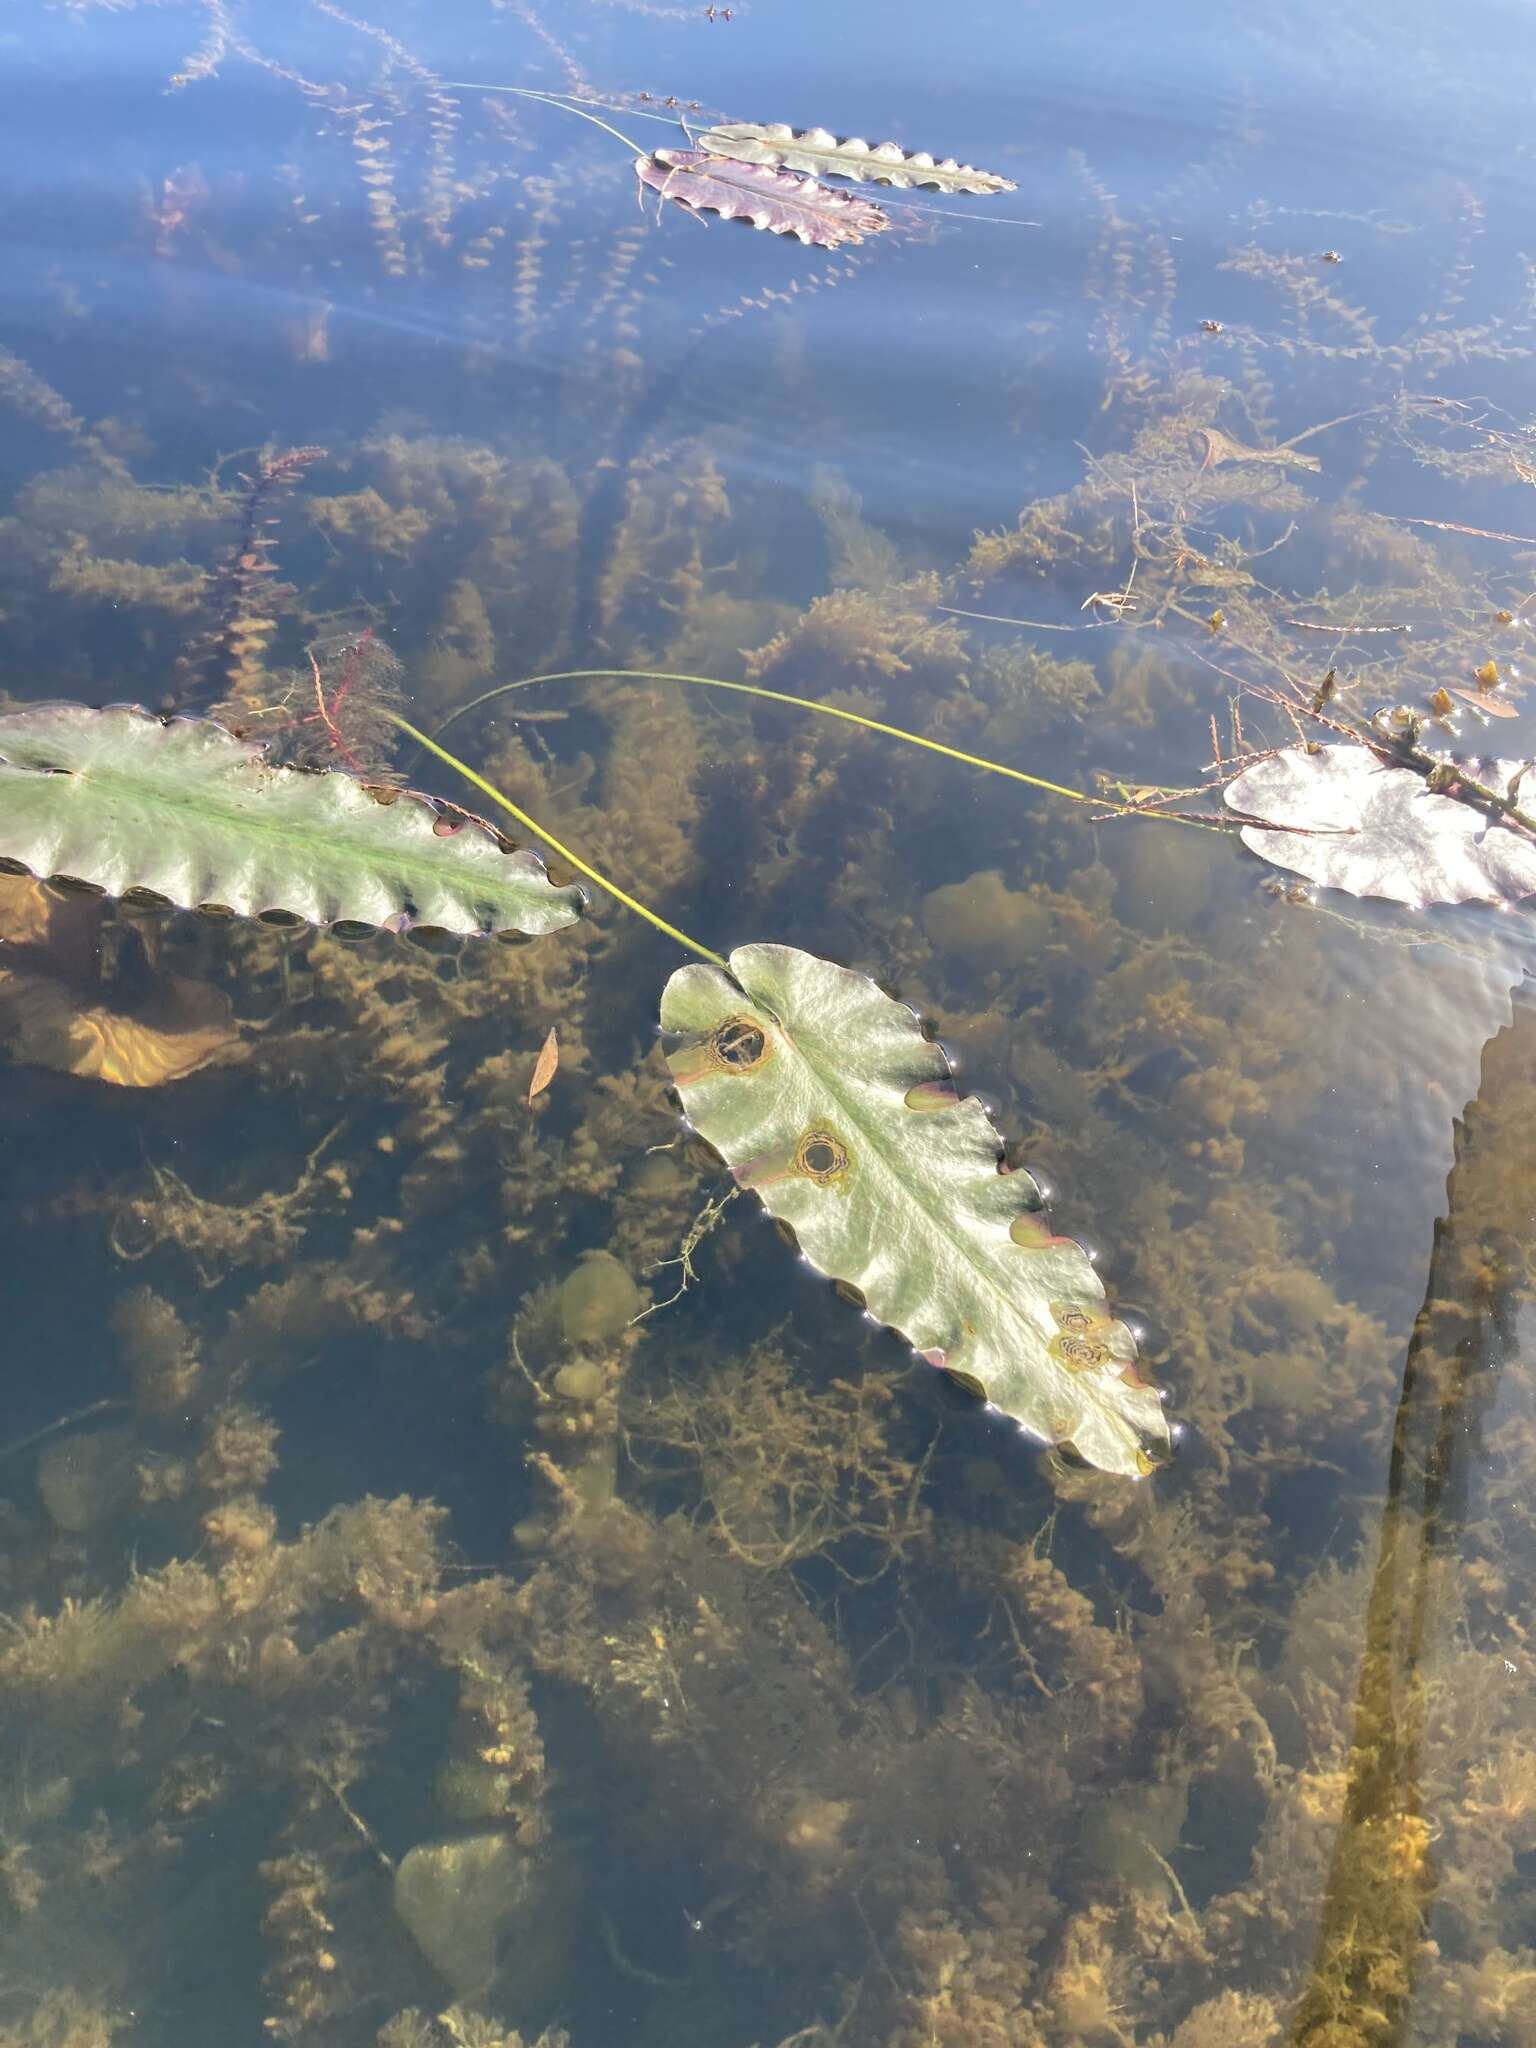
(661, 943), (1170, 1478)
(697, 121), (1017, 194)
(0, 703), (586, 938)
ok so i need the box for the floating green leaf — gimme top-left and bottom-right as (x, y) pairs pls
(697, 122), (1017, 195)
(661, 943), (1169, 1478)
(0, 703), (585, 938)
(1226, 742), (1536, 907)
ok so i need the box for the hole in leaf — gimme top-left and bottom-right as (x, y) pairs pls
(707, 1015), (770, 1072)
(793, 1128), (850, 1184)
(833, 1278), (867, 1310)
(258, 907), (306, 928)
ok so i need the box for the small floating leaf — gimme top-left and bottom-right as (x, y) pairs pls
(661, 943), (1169, 1479)
(635, 150), (889, 247)
(1449, 686), (1519, 719)
(697, 122), (1016, 195)
(1226, 743), (1536, 907)
(0, 703), (585, 938)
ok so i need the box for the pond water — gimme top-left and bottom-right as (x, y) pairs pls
(3, 2), (1536, 2044)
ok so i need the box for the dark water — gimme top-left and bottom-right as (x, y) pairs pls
(3, 3), (1536, 2044)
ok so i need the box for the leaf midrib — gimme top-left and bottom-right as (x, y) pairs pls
(3, 740), (550, 917)
(763, 991), (1141, 1459)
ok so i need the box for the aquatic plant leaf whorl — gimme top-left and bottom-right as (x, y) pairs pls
(0, 702), (585, 938)
(661, 943), (1170, 1479)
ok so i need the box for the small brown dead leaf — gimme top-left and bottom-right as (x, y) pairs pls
(527, 1027), (559, 1107)
(1449, 686), (1519, 719)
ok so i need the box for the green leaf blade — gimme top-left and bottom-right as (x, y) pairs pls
(662, 943), (1169, 1479)
(0, 704), (584, 938)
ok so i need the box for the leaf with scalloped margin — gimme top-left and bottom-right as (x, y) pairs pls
(634, 150), (890, 247)
(698, 123), (1017, 195)
(1226, 743), (1536, 907)
(0, 703), (585, 938)
(661, 943), (1170, 1479)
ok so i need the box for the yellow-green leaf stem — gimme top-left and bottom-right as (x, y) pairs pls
(429, 667), (1117, 813)
(384, 711), (726, 966)
(437, 82), (649, 158)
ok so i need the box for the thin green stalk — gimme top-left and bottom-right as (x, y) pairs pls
(429, 667), (1116, 812)
(385, 711), (726, 967)
(436, 81), (648, 157)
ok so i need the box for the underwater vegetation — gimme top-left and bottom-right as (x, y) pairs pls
(4, 1), (1536, 2043)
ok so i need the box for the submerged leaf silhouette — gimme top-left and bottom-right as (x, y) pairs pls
(662, 944), (1170, 1479)
(1188, 425), (1321, 473)
(1226, 743), (1536, 907)
(697, 122), (1016, 195)
(634, 150), (889, 247)
(0, 966), (242, 1086)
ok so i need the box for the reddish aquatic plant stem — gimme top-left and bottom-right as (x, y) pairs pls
(308, 650), (366, 775)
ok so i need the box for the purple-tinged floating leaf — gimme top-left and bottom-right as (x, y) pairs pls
(1226, 743), (1536, 908)
(697, 122), (1016, 195)
(661, 943), (1170, 1480)
(634, 149), (889, 248)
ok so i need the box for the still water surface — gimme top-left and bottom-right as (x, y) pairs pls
(2, 2), (1536, 2043)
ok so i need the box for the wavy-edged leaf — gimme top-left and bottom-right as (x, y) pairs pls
(661, 943), (1169, 1479)
(698, 122), (1017, 195)
(635, 149), (889, 247)
(1226, 742), (1536, 907)
(0, 703), (585, 938)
